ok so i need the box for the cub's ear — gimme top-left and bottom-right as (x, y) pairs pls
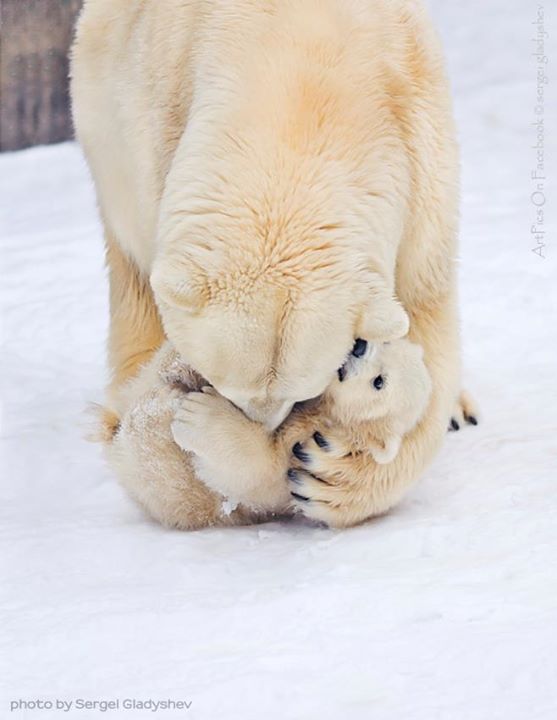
(357, 289), (409, 342)
(150, 264), (206, 314)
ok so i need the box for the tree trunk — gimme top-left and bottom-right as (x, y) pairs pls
(0, 0), (83, 152)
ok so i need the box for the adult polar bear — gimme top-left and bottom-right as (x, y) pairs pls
(72, 0), (466, 528)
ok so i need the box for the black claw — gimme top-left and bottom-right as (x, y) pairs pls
(351, 338), (368, 358)
(313, 431), (329, 449)
(465, 414), (478, 426)
(287, 468), (300, 483)
(449, 418), (460, 432)
(290, 492), (310, 502)
(292, 442), (310, 463)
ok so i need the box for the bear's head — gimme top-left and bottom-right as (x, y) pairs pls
(152, 244), (408, 430)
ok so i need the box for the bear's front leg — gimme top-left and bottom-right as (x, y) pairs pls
(171, 388), (292, 513)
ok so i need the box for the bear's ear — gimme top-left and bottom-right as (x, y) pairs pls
(150, 263), (206, 314)
(357, 287), (409, 342)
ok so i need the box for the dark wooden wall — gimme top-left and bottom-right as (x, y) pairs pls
(0, 0), (83, 152)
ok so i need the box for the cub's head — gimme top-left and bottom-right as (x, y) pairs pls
(325, 338), (432, 429)
(151, 245), (408, 429)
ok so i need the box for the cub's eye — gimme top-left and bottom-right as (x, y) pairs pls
(372, 375), (384, 390)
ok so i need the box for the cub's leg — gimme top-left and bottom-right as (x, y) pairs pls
(101, 347), (270, 530)
(171, 388), (293, 512)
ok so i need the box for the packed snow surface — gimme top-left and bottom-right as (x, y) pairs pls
(1, 1), (556, 718)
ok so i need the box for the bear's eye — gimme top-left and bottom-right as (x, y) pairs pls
(372, 375), (384, 390)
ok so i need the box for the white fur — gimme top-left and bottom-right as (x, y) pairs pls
(72, 0), (464, 528)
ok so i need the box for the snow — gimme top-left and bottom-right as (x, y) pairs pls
(1, 0), (556, 718)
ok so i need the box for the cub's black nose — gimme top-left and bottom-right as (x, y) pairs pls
(351, 338), (368, 358)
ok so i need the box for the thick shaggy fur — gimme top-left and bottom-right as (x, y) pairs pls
(72, 0), (462, 528)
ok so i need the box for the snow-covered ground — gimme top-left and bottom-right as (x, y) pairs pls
(1, 1), (556, 718)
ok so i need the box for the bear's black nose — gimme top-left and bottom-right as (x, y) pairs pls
(351, 338), (368, 358)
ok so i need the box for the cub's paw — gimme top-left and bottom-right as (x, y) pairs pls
(448, 390), (479, 432)
(287, 430), (362, 527)
(171, 387), (244, 459)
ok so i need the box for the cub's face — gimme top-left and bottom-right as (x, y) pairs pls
(325, 338), (431, 427)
